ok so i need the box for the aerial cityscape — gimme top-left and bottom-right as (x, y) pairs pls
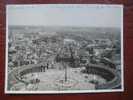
(7, 26), (122, 91)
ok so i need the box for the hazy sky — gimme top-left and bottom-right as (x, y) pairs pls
(7, 4), (123, 27)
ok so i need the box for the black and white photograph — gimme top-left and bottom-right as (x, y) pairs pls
(5, 4), (123, 94)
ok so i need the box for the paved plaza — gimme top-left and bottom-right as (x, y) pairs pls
(11, 67), (107, 91)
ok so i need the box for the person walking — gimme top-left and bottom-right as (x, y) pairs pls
(46, 62), (49, 69)
(43, 65), (45, 72)
(40, 65), (44, 72)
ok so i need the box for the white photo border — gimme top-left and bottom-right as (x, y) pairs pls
(5, 4), (124, 94)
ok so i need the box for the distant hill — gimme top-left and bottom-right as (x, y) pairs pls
(8, 25), (121, 40)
